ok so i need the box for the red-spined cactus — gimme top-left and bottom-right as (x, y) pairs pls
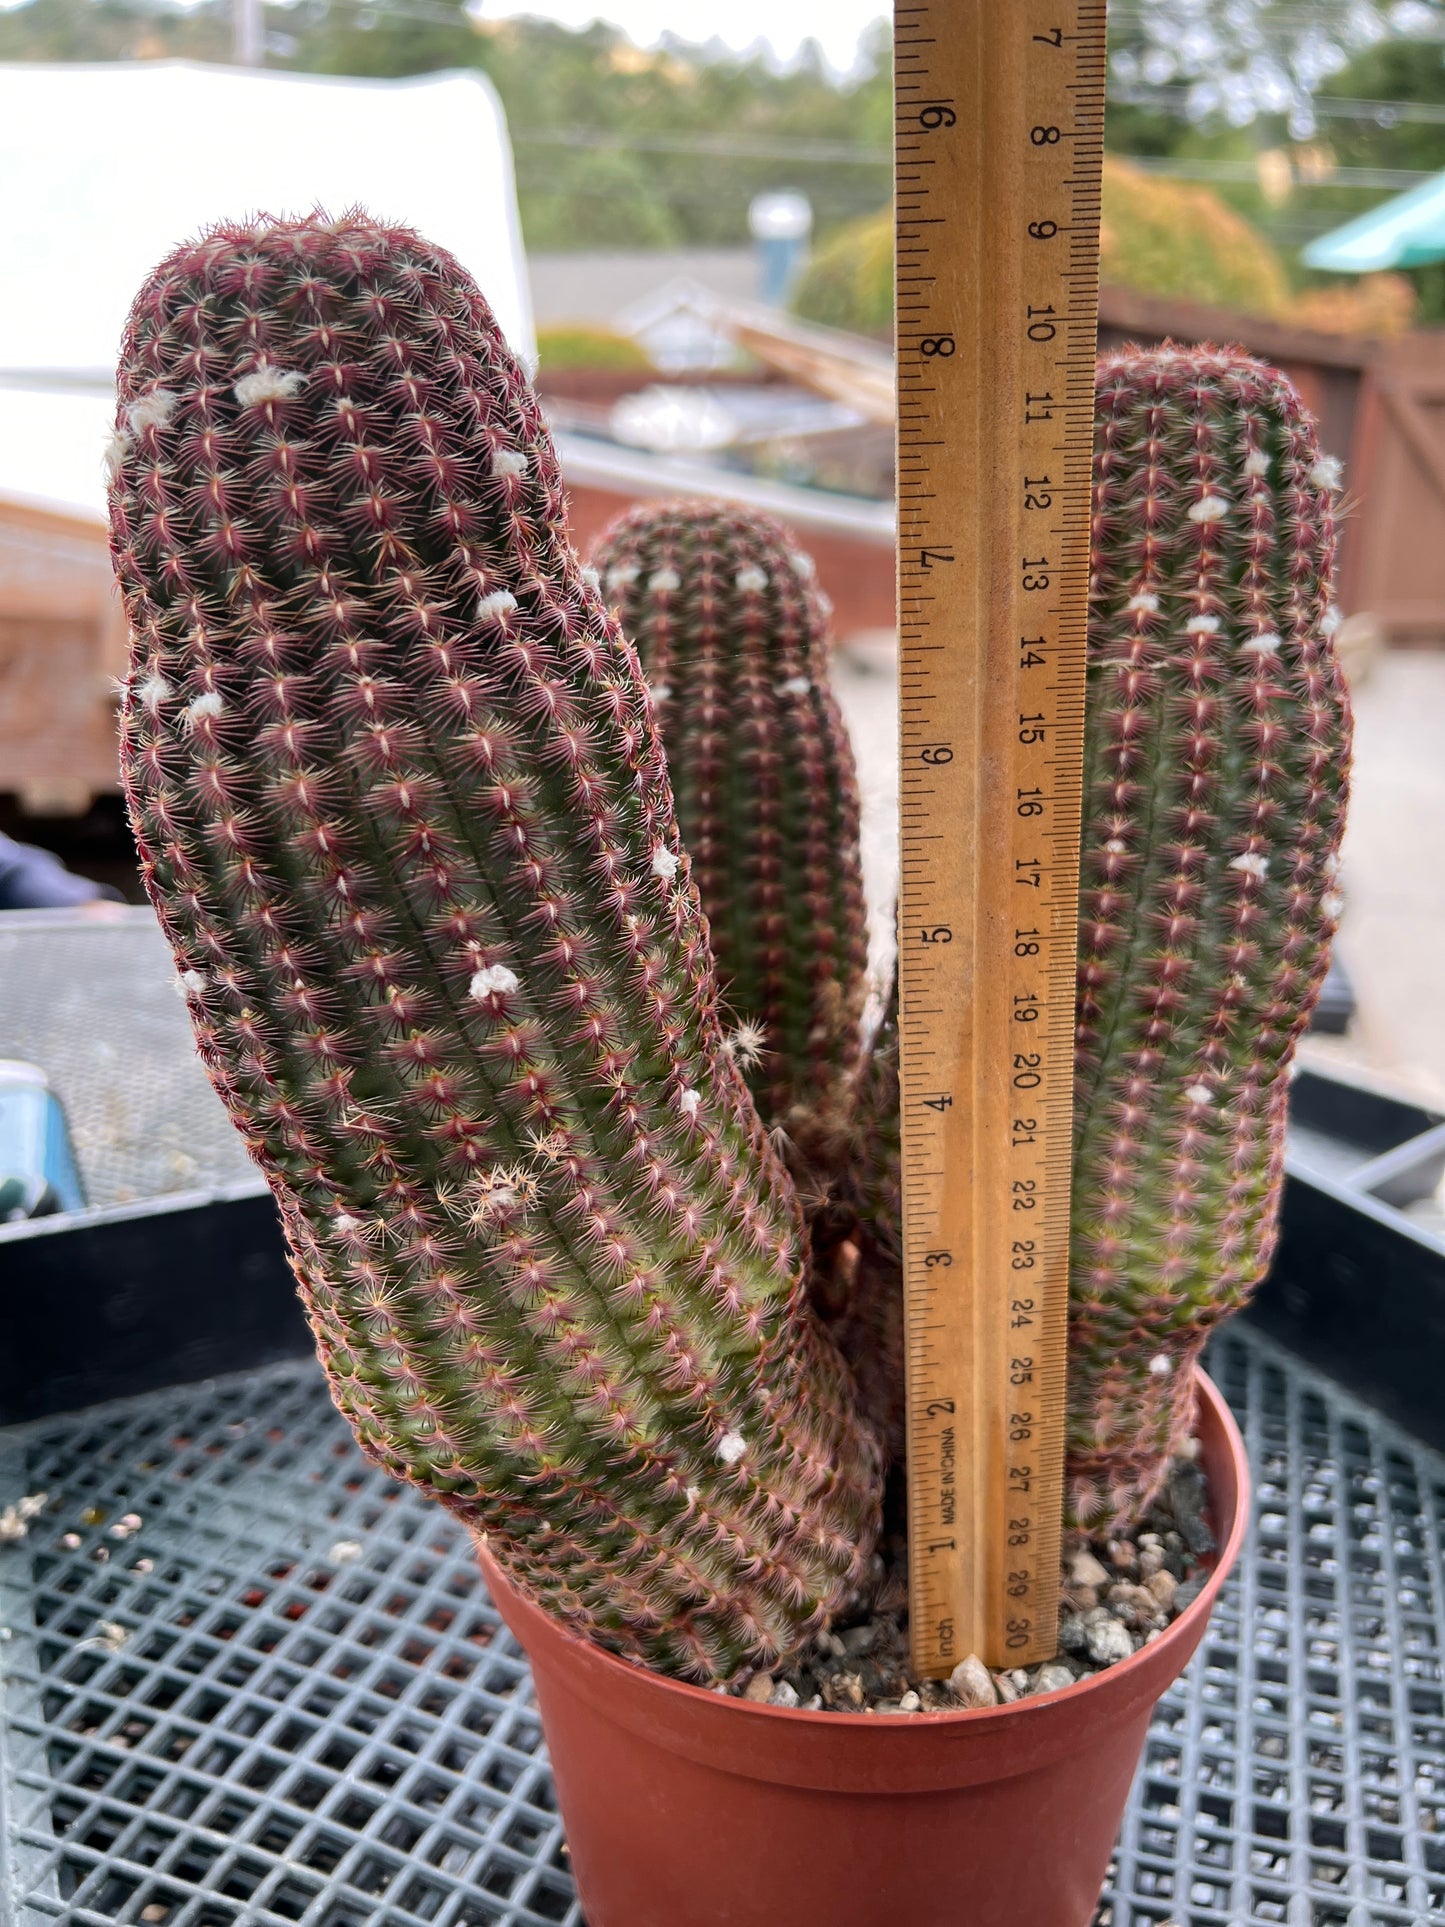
(591, 502), (869, 1188)
(1070, 342), (1351, 1532)
(825, 976), (906, 1463)
(107, 211), (882, 1683)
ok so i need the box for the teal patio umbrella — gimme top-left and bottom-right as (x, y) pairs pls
(1303, 171), (1445, 272)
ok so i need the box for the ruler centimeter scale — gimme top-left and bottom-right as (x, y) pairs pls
(895, 0), (1106, 1677)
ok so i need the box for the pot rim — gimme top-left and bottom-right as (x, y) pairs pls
(479, 1365), (1248, 1738)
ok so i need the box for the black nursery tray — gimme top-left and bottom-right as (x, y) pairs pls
(0, 1326), (1442, 1927)
(3, 917), (1445, 1925)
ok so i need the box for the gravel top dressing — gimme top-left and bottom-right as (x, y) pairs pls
(726, 1453), (1215, 1713)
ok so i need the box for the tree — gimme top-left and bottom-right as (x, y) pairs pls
(1110, 0), (1445, 136)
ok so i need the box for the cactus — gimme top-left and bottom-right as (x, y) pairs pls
(591, 502), (869, 1187)
(107, 211), (883, 1684)
(824, 976), (906, 1463)
(105, 200), (1347, 1684)
(1070, 342), (1350, 1531)
(815, 345), (1350, 1532)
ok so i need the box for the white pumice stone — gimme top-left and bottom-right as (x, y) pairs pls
(1031, 1664), (1076, 1696)
(1083, 1609), (1135, 1667)
(948, 1654), (998, 1707)
(1068, 1549), (1111, 1589)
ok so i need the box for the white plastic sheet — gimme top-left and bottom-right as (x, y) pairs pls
(0, 61), (533, 518)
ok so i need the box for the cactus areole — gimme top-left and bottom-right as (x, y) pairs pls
(108, 213), (883, 1684)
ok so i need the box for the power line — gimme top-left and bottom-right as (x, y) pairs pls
(513, 129), (890, 164)
(512, 128), (1443, 183)
(1115, 86), (1445, 125)
(1107, 1), (1445, 29)
(1125, 153), (1435, 188)
(512, 130), (1436, 192)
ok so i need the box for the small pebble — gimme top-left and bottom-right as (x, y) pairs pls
(898, 1690), (921, 1712)
(1138, 1546), (1165, 1578)
(141, 1908), (170, 1923)
(948, 1654), (998, 1708)
(1031, 1664), (1075, 1696)
(1068, 1548), (1110, 1589)
(840, 1624), (877, 1656)
(1146, 1568), (1178, 1611)
(743, 1673), (775, 1703)
(770, 1679), (800, 1709)
(327, 1539), (364, 1564)
(1106, 1537), (1140, 1579)
(59, 1532), (82, 1551)
(0, 1492), (49, 1543)
(1082, 1607), (1135, 1667)
(1070, 1585), (1099, 1612)
(1007, 1669), (1030, 1693)
(1107, 1582), (1164, 1633)
(1058, 1613), (1089, 1656)
(992, 1671), (1021, 1703)
(1167, 1460), (1216, 1556)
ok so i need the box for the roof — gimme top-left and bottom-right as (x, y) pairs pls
(0, 61), (534, 521)
(1302, 170), (1445, 273)
(553, 429), (895, 545)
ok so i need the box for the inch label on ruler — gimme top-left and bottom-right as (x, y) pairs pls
(894, 0), (1105, 1676)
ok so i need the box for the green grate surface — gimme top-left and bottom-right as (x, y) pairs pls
(1, 1322), (1442, 1927)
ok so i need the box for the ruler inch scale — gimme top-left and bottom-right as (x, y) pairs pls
(895, 0), (1105, 1679)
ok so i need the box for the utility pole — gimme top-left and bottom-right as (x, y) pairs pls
(234, 0), (264, 66)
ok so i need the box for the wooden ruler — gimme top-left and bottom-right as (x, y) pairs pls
(895, 0), (1106, 1677)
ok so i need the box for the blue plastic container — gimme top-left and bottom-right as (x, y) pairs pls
(0, 1061), (86, 1220)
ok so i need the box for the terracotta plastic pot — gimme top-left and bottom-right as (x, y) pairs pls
(478, 1370), (1248, 1927)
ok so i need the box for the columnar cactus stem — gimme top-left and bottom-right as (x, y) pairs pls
(107, 212), (881, 1682)
(1071, 342), (1350, 1531)
(826, 977), (906, 1462)
(591, 502), (869, 1182)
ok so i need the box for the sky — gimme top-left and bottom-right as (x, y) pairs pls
(476, 0), (887, 74)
